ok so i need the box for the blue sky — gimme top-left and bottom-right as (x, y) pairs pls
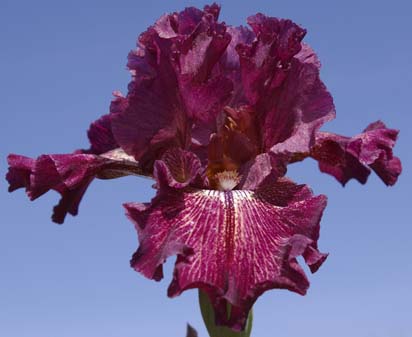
(1, 0), (411, 336)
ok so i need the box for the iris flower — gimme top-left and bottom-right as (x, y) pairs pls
(6, 3), (401, 333)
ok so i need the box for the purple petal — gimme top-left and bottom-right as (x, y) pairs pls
(110, 69), (189, 169)
(86, 113), (118, 155)
(111, 5), (235, 165)
(237, 14), (306, 106)
(295, 43), (322, 69)
(238, 152), (287, 190)
(311, 121), (402, 186)
(154, 148), (205, 189)
(221, 26), (255, 75)
(126, 176), (327, 330)
(234, 14), (335, 154)
(6, 150), (142, 224)
(176, 7), (233, 124)
(6, 155), (35, 192)
(265, 51), (335, 154)
(221, 26), (256, 107)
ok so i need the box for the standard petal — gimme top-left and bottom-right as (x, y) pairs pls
(6, 151), (142, 224)
(175, 6), (233, 124)
(264, 53), (335, 154)
(311, 121), (402, 186)
(112, 4), (235, 167)
(110, 63), (189, 170)
(238, 14), (307, 106)
(126, 177), (327, 330)
(235, 14), (335, 154)
(221, 26), (256, 107)
(222, 26), (255, 76)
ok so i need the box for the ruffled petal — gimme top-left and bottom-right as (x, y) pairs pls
(238, 14), (306, 106)
(6, 155), (35, 192)
(111, 4), (235, 167)
(176, 7), (233, 125)
(222, 26), (255, 76)
(126, 158), (327, 329)
(311, 121), (402, 186)
(235, 14), (335, 154)
(5, 4), (402, 331)
(264, 50), (335, 154)
(6, 150), (142, 224)
(110, 69), (189, 170)
(220, 26), (256, 107)
(86, 113), (118, 155)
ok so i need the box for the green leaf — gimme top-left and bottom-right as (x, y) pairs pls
(198, 290), (253, 337)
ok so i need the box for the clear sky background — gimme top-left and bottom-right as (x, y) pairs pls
(1, 0), (411, 336)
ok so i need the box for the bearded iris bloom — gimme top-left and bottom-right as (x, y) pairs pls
(6, 3), (401, 333)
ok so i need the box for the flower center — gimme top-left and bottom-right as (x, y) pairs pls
(215, 170), (240, 191)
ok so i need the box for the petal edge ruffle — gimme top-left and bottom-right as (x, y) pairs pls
(126, 174), (327, 330)
(6, 150), (143, 224)
(311, 121), (401, 186)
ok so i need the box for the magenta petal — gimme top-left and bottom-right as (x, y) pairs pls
(154, 148), (205, 189)
(295, 43), (322, 69)
(235, 14), (335, 154)
(238, 152), (287, 190)
(311, 134), (370, 185)
(86, 113), (118, 155)
(222, 26), (255, 75)
(50, 178), (93, 224)
(179, 75), (233, 126)
(220, 26), (256, 107)
(6, 151), (142, 224)
(173, 19), (234, 125)
(6, 154), (35, 192)
(176, 13), (233, 124)
(5, 3), (402, 330)
(355, 121), (402, 185)
(112, 25), (190, 164)
(238, 14), (306, 106)
(311, 121), (402, 186)
(126, 177), (327, 329)
(110, 76), (188, 168)
(264, 52), (335, 154)
(112, 4), (235, 164)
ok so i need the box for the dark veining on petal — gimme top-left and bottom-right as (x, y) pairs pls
(224, 191), (236, 268)
(5, 3), (402, 332)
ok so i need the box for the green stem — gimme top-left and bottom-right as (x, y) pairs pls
(198, 290), (253, 337)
